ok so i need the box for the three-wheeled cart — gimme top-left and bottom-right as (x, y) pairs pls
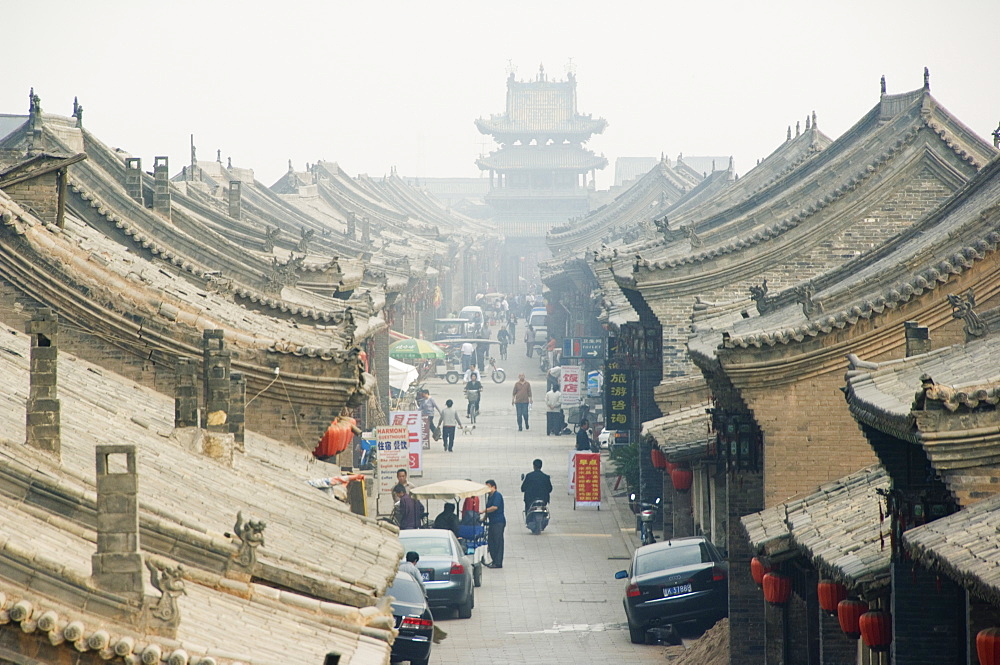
(409, 479), (491, 587)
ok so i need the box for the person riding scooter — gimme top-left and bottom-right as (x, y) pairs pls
(520, 459), (552, 533)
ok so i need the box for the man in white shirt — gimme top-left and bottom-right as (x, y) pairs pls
(399, 551), (426, 595)
(460, 341), (475, 372)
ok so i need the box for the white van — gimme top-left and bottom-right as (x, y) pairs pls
(459, 306), (485, 332)
(525, 307), (547, 357)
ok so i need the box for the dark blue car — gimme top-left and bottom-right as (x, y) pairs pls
(615, 536), (728, 643)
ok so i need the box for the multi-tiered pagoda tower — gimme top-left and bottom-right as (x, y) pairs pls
(476, 66), (607, 291)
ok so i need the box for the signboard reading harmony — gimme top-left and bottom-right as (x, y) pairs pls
(376, 425), (410, 495)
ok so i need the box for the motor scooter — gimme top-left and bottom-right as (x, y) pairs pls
(486, 355), (506, 383)
(630, 494), (661, 545)
(525, 500), (550, 535)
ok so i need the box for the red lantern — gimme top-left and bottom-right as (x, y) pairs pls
(977, 627), (1000, 665)
(762, 572), (792, 605)
(664, 460), (678, 472)
(817, 580), (848, 615)
(650, 448), (667, 470)
(859, 610), (891, 651)
(750, 556), (772, 586)
(670, 466), (693, 492)
(837, 599), (868, 638)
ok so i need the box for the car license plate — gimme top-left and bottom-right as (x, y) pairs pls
(664, 583), (691, 597)
(421, 571), (430, 582)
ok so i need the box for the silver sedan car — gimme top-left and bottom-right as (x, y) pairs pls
(399, 528), (475, 619)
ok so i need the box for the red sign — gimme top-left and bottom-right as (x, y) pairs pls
(574, 453), (601, 508)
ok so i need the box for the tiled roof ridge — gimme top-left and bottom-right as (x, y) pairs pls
(723, 170), (1000, 349)
(66, 178), (369, 330)
(632, 125), (927, 273)
(548, 161), (688, 242)
(2, 194), (365, 362)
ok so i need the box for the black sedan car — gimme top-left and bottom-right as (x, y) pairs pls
(615, 536), (728, 643)
(386, 572), (433, 665)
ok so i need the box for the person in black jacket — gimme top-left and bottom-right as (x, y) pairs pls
(575, 420), (592, 451)
(520, 459), (553, 515)
(433, 502), (460, 535)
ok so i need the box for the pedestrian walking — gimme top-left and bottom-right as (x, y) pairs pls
(460, 340), (475, 372)
(512, 373), (533, 431)
(416, 388), (441, 441)
(438, 399), (462, 452)
(545, 386), (564, 435)
(482, 479), (505, 568)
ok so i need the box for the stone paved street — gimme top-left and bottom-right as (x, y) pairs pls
(401, 346), (675, 664)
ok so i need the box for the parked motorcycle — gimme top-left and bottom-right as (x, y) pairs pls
(487, 356), (506, 383)
(630, 494), (661, 545)
(525, 499), (550, 535)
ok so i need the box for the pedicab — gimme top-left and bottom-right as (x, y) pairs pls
(409, 479), (491, 587)
(431, 339), (504, 384)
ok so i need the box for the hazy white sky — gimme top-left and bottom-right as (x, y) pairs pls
(5, 0), (999, 190)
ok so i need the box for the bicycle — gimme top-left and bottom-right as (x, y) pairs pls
(466, 388), (481, 424)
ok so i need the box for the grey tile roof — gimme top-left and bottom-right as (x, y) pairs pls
(642, 403), (712, 460)
(0, 492), (394, 665)
(903, 492), (1000, 605)
(688, 152), (1000, 357)
(742, 465), (890, 590)
(618, 89), (993, 279)
(476, 144), (607, 171)
(844, 335), (1000, 471)
(0, 324), (402, 609)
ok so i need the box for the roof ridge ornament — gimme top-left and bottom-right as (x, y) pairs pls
(947, 288), (988, 338)
(880, 75), (886, 95)
(749, 279), (774, 315)
(812, 111), (818, 130)
(787, 126), (792, 142)
(924, 66), (930, 92)
(993, 122), (1000, 149)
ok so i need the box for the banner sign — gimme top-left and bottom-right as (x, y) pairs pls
(605, 367), (633, 430)
(560, 365), (583, 408)
(389, 410), (424, 476)
(574, 452), (601, 509)
(376, 425), (410, 496)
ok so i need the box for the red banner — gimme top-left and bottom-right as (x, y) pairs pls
(574, 452), (601, 508)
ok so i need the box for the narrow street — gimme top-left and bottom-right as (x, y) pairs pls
(406, 341), (673, 664)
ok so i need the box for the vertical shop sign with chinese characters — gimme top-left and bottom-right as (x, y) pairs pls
(389, 410), (424, 476)
(604, 363), (632, 431)
(574, 452), (601, 509)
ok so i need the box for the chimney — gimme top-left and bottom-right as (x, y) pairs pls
(92, 445), (144, 604)
(125, 157), (143, 204)
(201, 330), (230, 432)
(228, 180), (242, 219)
(229, 371), (246, 451)
(174, 357), (199, 427)
(25, 308), (60, 458)
(904, 321), (930, 357)
(153, 156), (170, 218)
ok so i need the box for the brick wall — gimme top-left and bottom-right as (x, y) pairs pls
(892, 564), (966, 664)
(729, 470), (765, 665)
(5, 171), (59, 225)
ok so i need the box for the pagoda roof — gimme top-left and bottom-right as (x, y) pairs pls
(475, 114), (607, 138)
(742, 465), (890, 592)
(476, 144), (608, 172)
